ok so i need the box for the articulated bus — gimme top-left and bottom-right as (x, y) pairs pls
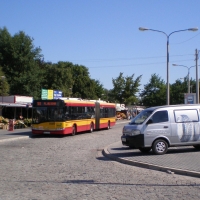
(31, 99), (116, 135)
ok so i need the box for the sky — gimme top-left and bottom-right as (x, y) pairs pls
(1, 0), (200, 92)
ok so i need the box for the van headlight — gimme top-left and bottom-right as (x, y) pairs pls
(130, 130), (141, 136)
(123, 129), (141, 136)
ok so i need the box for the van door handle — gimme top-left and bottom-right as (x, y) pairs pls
(163, 126), (168, 128)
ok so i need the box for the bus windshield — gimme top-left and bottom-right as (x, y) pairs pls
(32, 107), (66, 123)
(129, 110), (153, 125)
(32, 105), (96, 124)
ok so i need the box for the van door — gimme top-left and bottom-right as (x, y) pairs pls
(143, 110), (171, 146)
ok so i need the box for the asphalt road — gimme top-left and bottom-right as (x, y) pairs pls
(0, 121), (200, 200)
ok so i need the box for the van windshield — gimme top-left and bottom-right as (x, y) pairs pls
(129, 110), (153, 125)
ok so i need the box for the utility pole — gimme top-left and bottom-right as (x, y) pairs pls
(196, 49), (199, 104)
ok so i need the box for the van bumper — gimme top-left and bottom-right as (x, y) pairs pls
(121, 134), (144, 148)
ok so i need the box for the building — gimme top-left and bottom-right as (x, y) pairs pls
(0, 95), (33, 119)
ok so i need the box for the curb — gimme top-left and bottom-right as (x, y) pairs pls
(0, 136), (30, 143)
(102, 142), (200, 178)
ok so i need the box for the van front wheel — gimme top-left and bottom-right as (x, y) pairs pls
(152, 139), (168, 155)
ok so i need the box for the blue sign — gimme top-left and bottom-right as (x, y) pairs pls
(54, 90), (62, 99)
(187, 95), (194, 104)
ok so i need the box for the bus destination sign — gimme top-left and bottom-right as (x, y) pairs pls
(36, 101), (58, 106)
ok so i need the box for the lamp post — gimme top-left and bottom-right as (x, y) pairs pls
(139, 27), (198, 105)
(172, 64), (195, 93)
(190, 85), (194, 93)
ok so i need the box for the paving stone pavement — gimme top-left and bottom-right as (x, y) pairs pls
(103, 141), (200, 178)
(0, 122), (200, 199)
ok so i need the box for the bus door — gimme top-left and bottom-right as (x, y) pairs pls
(95, 102), (100, 129)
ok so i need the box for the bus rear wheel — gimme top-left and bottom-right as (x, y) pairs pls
(71, 125), (76, 136)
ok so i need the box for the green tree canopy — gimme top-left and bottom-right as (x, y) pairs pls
(0, 66), (9, 96)
(42, 61), (74, 97)
(0, 27), (43, 98)
(140, 74), (166, 107)
(111, 72), (142, 105)
(170, 77), (196, 105)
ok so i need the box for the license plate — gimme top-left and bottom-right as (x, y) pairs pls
(44, 132), (50, 134)
(122, 138), (126, 142)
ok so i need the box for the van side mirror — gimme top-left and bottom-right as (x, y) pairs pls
(146, 119), (153, 125)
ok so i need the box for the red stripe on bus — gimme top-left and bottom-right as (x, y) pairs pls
(64, 102), (95, 107)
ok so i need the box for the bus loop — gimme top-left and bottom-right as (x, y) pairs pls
(0, 119), (200, 179)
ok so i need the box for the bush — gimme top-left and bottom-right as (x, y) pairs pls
(0, 116), (9, 124)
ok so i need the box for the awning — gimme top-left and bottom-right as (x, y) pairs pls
(0, 103), (32, 107)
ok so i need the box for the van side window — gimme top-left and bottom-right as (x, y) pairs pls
(151, 110), (168, 123)
(174, 109), (199, 122)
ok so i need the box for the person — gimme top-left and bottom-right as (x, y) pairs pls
(132, 111), (136, 118)
(127, 111), (131, 120)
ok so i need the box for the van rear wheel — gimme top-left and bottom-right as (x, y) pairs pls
(152, 139), (168, 155)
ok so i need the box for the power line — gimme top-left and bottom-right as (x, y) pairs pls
(172, 32), (200, 44)
(46, 54), (194, 63)
(88, 59), (195, 69)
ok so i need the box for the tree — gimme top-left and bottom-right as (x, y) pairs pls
(42, 61), (74, 97)
(71, 64), (103, 99)
(0, 28), (43, 99)
(170, 77), (197, 105)
(92, 79), (104, 100)
(111, 72), (142, 105)
(140, 74), (166, 107)
(0, 66), (9, 96)
(170, 78), (187, 105)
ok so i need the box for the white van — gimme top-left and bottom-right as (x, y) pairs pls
(121, 104), (200, 155)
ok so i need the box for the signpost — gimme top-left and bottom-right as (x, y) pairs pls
(54, 90), (63, 99)
(184, 93), (196, 104)
(41, 89), (62, 100)
(41, 89), (48, 100)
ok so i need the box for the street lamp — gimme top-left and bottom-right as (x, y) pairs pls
(139, 27), (198, 105)
(172, 64), (195, 93)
